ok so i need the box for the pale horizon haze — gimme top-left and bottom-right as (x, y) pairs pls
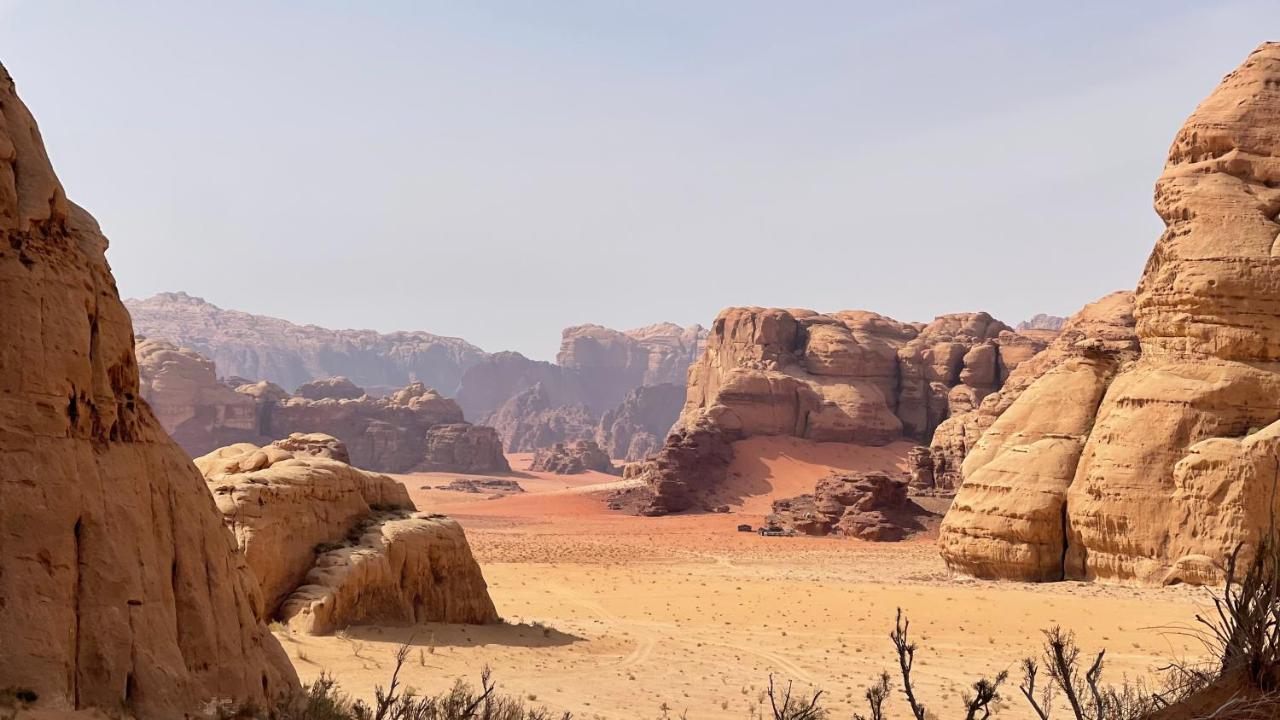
(1, 2), (1274, 359)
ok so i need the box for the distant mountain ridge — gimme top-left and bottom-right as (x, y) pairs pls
(127, 292), (707, 459)
(126, 292), (486, 394)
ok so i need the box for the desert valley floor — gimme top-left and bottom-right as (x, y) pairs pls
(276, 438), (1212, 720)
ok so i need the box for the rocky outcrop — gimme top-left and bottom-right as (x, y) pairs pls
(264, 381), (509, 474)
(530, 440), (616, 475)
(418, 423), (511, 473)
(1016, 314), (1067, 332)
(927, 292), (1138, 491)
(456, 324), (707, 456)
(138, 344), (511, 473)
(125, 292), (486, 394)
(136, 337), (261, 456)
(0, 63), (297, 716)
(280, 513), (499, 635)
(769, 473), (927, 541)
(294, 376), (365, 401)
(487, 383), (597, 453)
(198, 439), (496, 633)
(197, 438), (415, 615)
(626, 307), (1046, 513)
(677, 308), (1039, 446)
(941, 44), (1280, 585)
(596, 383), (686, 461)
(613, 426), (736, 515)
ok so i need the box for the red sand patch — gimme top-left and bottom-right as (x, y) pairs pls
(714, 435), (915, 515)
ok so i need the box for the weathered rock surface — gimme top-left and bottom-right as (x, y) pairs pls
(769, 472), (927, 541)
(928, 292), (1138, 491)
(264, 381), (508, 473)
(530, 440), (616, 475)
(136, 337), (261, 456)
(677, 308), (1039, 446)
(0, 63), (297, 716)
(125, 291), (486, 394)
(596, 383), (687, 461)
(941, 44), (1280, 585)
(611, 426), (735, 515)
(197, 439), (496, 633)
(279, 513), (499, 635)
(627, 307), (1045, 513)
(197, 438), (414, 616)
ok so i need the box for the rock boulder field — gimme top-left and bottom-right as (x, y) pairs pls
(624, 308), (1050, 514)
(941, 43), (1280, 586)
(198, 438), (497, 633)
(0, 63), (298, 715)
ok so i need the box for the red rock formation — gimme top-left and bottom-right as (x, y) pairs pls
(941, 44), (1280, 585)
(136, 337), (261, 456)
(626, 307), (1045, 514)
(125, 291), (485, 394)
(770, 473), (927, 541)
(530, 440), (616, 475)
(0, 62), (297, 716)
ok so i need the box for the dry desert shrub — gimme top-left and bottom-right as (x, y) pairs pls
(263, 643), (571, 720)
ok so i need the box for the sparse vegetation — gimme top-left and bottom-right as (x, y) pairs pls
(268, 643), (571, 720)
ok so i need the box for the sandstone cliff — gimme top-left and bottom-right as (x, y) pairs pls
(926, 292), (1138, 491)
(456, 324), (707, 457)
(198, 438), (497, 633)
(940, 43), (1280, 585)
(136, 337), (261, 456)
(626, 308), (1046, 514)
(0, 63), (297, 716)
(135, 340), (512, 473)
(596, 383), (687, 461)
(126, 292), (485, 395)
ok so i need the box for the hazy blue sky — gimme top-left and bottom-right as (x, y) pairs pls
(1, 2), (1273, 359)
